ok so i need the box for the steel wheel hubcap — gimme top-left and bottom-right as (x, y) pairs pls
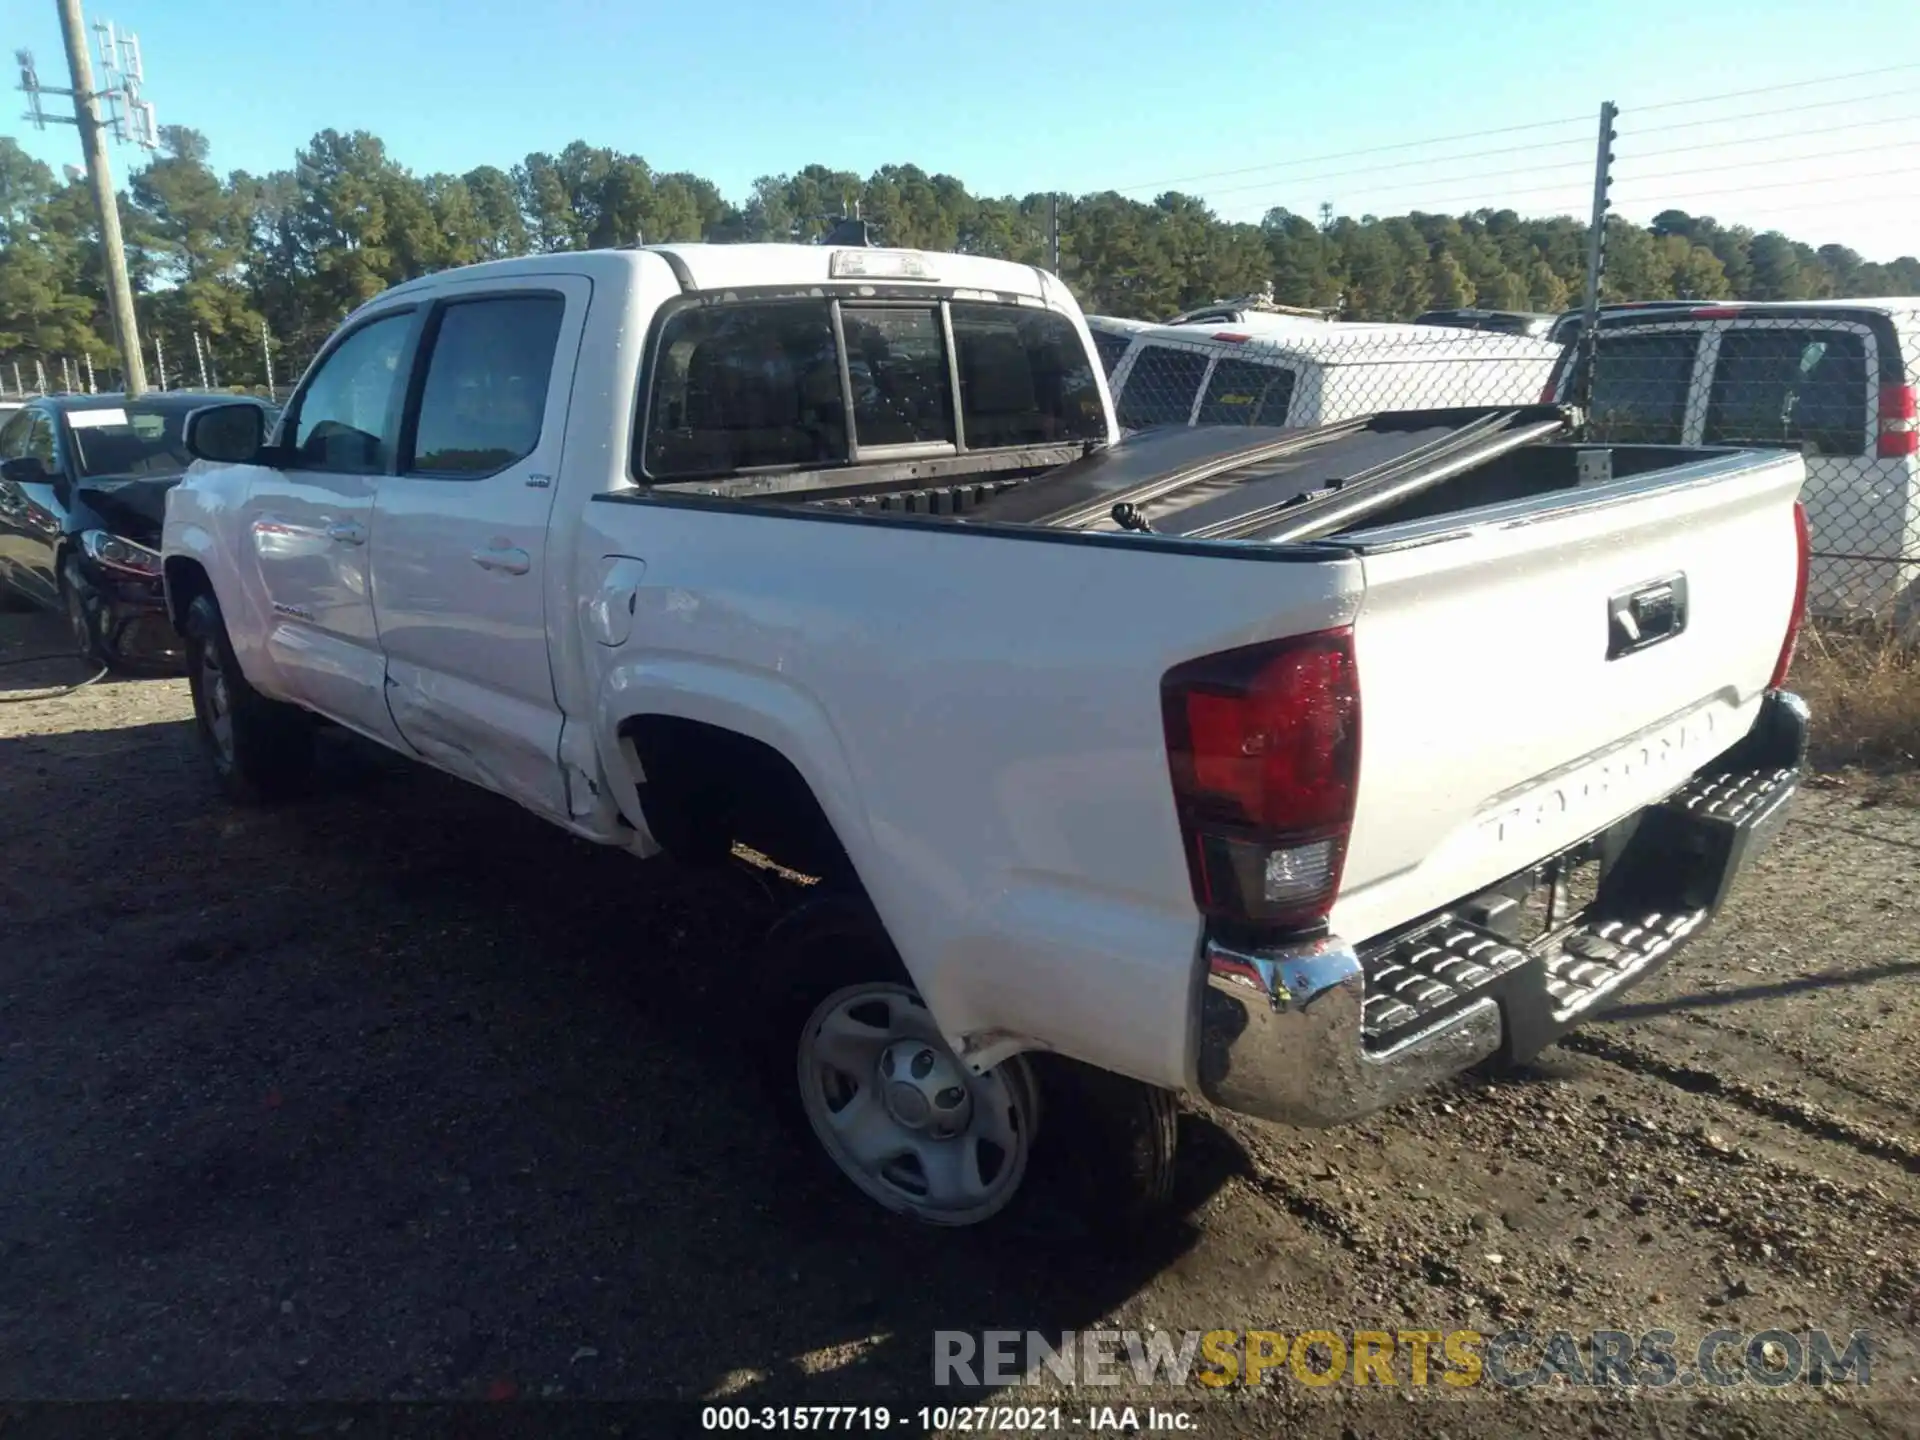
(798, 982), (1034, 1226)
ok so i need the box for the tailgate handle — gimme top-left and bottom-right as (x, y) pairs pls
(1607, 573), (1688, 660)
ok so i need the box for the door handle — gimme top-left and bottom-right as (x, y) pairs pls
(472, 542), (531, 575)
(325, 520), (367, 545)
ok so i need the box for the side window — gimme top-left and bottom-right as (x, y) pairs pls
(1705, 329), (1869, 458)
(1578, 332), (1701, 444)
(0, 409), (33, 459)
(642, 302), (847, 480)
(1197, 358), (1297, 427)
(1091, 329), (1134, 377)
(408, 295), (566, 476)
(288, 311), (413, 474)
(24, 415), (56, 466)
(1116, 345), (1209, 429)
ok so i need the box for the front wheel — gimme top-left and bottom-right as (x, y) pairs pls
(182, 591), (315, 803)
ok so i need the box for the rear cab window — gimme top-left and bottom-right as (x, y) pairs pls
(1089, 328), (1134, 377)
(1197, 357), (1296, 427)
(1570, 331), (1703, 443)
(1705, 328), (1869, 457)
(1116, 345), (1209, 428)
(639, 296), (1105, 481)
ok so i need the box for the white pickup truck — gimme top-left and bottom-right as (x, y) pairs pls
(162, 243), (1812, 1230)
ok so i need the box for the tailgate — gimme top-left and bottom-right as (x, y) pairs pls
(1329, 448), (1806, 947)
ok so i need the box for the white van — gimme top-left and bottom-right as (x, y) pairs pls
(1546, 299), (1920, 623)
(1100, 319), (1564, 436)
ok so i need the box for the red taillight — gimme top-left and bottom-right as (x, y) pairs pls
(1770, 500), (1811, 689)
(1162, 628), (1361, 930)
(1877, 383), (1918, 458)
(1212, 332), (1251, 343)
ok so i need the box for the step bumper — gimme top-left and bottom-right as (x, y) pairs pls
(1196, 689), (1808, 1129)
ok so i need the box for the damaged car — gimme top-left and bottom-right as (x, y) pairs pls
(0, 392), (278, 673)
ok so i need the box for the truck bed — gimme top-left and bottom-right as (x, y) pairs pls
(644, 406), (1763, 551)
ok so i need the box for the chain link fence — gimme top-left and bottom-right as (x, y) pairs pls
(1094, 303), (1920, 631)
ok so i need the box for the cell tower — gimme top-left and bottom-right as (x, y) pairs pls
(16, 2), (159, 395)
(17, 19), (159, 151)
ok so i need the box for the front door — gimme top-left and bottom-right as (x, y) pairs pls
(240, 305), (419, 747)
(0, 411), (65, 609)
(368, 277), (587, 819)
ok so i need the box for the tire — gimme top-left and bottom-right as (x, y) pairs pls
(60, 556), (125, 673)
(755, 894), (1041, 1229)
(1027, 1055), (1180, 1240)
(182, 591), (315, 803)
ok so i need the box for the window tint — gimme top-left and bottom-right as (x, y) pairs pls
(410, 295), (565, 475)
(842, 306), (954, 448)
(950, 304), (1106, 448)
(644, 303), (847, 479)
(63, 404), (200, 478)
(1578, 332), (1701, 444)
(292, 312), (412, 473)
(24, 415), (55, 466)
(0, 409), (32, 459)
(1090, 329), (1134, 377)
(1116, 345), (1208, 428)
(1197, 358), (1297, 427)
(1705, 329), (1868, 457)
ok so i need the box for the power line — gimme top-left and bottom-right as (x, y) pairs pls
(1199, 136), (1594, 200)
(1619, 164), (1920, 209)
(1630, 61), (1920, 112)
(1629, 88), (1918, 139)
(1633, 113), (1920, 164)
(1626, 137), (1920, 187)
(1114, 114), (1591, 195)
(1115, 63), (1920, 197)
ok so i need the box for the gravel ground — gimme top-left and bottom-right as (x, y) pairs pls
(3, 607), (1918, 1438)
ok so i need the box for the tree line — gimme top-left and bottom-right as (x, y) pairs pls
(2, 125), (1916, 389)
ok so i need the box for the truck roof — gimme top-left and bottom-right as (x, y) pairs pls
(1127, 319), (1564, 367)
(376, 243), (1054, 304)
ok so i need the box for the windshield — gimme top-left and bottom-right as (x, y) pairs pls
(64, 404), (199, 480)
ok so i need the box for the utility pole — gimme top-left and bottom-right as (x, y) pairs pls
(1578, 100), (1619, 415)
(19, 2), (153, 395)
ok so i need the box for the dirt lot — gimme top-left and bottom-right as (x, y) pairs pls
(3, 607), (1918, 1438)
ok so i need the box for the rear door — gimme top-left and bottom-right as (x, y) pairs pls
(1329, 446), (1807, 948)
(368, 276), (587, 820)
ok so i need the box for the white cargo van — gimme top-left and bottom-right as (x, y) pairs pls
(1546, 299), (1920, 623)
(1101, 320), (1564, 435)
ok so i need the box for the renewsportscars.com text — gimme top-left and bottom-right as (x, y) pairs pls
(934, 1328), (1876, 1390)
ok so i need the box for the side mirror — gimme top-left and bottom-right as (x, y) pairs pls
(0, 455), (48, 484)
(184, 402), (266, 465)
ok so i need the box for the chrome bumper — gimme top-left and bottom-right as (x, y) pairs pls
(1196, 936), (1503, 1127)
(1194, 689), (1808, 1130)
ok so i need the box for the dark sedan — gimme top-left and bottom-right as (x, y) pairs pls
(0, 391), (278, 673)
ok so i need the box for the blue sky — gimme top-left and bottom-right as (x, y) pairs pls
(10, 0), (1919, 258)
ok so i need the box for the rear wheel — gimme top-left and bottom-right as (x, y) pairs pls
(760, 896), (1039, 1228)
(182, 591), (315, 803)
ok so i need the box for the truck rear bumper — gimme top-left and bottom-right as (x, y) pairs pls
(1196, 688), (1809, 1129)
